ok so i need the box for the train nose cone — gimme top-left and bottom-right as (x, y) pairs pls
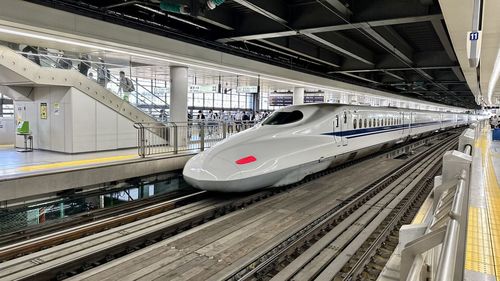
(183, 155), (241, 191)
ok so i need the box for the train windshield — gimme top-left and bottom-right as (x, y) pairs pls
(262, 110), (303, 125)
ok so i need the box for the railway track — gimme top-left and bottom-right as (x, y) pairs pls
(0, 188), (198, 246)
(212, 132), (457, 281)
(0, 130), (459, 281)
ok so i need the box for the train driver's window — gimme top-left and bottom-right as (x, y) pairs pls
(262, 110), (303, 125)
(359, 119), (363, 128)
(353, 119), (357, 129)
(335, 115), (339, 128)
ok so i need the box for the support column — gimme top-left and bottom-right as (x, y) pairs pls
(293, 87), (304, 105)
(170, 66), (188, 147)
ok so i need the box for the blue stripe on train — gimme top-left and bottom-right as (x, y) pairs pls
(321, 120), (454, 139)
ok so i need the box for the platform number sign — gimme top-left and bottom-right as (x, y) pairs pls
(469, 32), (479, 41)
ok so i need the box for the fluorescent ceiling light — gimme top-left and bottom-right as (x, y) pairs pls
(487, 50), (500, 105)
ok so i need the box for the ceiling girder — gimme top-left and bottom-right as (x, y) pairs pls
(257, 38), (341, 67)
(217, 14), (444, 43)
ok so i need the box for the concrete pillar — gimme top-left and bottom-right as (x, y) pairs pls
(170, 66), (188, 147)
(293, 87), (304, 105)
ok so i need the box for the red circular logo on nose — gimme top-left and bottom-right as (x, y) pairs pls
(235, 156), (257, 165)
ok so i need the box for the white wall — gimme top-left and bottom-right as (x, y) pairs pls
(0, 117), (15, 144)
(14, 86), (137, 153)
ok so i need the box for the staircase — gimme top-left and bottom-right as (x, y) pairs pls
(0, 45), (158, 124)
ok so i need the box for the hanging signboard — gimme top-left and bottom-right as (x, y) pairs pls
(269, 95), (293, 106)
(200, 84), (218, 93)
(304, 96), (325, 103)
(189, 85), (201, 92)
(237, 86), (258, 93)
(189, 84), (218, 92)
(40, 102), (48, 119)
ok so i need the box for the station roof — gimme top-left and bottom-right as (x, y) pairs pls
(26, 0), (478, 109)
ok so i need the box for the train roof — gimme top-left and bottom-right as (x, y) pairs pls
(280, 103), (470, 115)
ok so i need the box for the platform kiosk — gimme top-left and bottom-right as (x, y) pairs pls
(16, 121), (33, 152)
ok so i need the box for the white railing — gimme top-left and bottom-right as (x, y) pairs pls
(133, 121), (258, 157)
(399, 124), (478, 281)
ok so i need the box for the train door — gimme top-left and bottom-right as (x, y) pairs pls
(341, 111), (348, 146)
(401, 112), (405, 135)
(333, 114), (341, 146)
(409, 112), (413, 135)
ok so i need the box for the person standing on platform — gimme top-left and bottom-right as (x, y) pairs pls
(118, 71), (135, 102)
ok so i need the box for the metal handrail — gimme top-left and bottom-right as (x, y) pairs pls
(434, 169), (467, 281)
(401, 127), (475, 281)
(133, 120), (258, 157)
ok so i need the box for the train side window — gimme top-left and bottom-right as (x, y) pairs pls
(359, 119), (363, 128)
(335, 115), (339, 128)
(369, 119), (372, 127)
(377, 119), (380, 127)
(343, 112), (347, 124)
(372, 118), (375, 127)
(364, 119), (367, 128)
(353, 119), (357, 129)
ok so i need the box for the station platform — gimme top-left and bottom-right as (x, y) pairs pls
(0, 146), (195, 207)
(0, 145), (139, 177)
(465, 127), (500, 280)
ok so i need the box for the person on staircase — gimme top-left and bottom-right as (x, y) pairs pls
(118, 71), (135, 102)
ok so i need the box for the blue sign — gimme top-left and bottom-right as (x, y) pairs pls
(470, 32), (479, 41)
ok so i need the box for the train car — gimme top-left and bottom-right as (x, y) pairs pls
(183, 104), (474, 192)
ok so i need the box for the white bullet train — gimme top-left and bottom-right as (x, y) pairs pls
(183, 104), (478, 192)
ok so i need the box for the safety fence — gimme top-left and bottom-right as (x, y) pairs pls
(399, 124), (478, 281)
(134, 120), (258, 157)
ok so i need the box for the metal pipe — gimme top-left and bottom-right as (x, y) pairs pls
(434, 175), (466, 281)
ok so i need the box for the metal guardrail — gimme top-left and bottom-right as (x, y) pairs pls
(133, 120), (258, 157)
(400, 125), (477, 281)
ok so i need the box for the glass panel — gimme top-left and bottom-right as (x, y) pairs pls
(262, 110), (303, 125)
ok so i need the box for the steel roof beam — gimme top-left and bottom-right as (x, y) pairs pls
(339, 72), (380, 84)
(257, 39), (341, 67)
(382, 70), (405, 80)
(217, 14), (443, 43)
(451, 66), (466, 82)
(430, 18), (456, 62)
(360, 27), (413, 65)
(232, 0), (288, 24)
(331, 65), (457, 73)
(322, 0), (353, 17)
(304, 33), (375, 65)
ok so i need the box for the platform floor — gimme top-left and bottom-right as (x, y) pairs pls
(465, 127), (500, 280)
(0, 145), (141, 177)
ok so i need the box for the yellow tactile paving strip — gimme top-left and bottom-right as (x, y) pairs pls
(412, 197), (432, 224)
(17, 154), (137, 172)
(465, 127), (500, 277)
